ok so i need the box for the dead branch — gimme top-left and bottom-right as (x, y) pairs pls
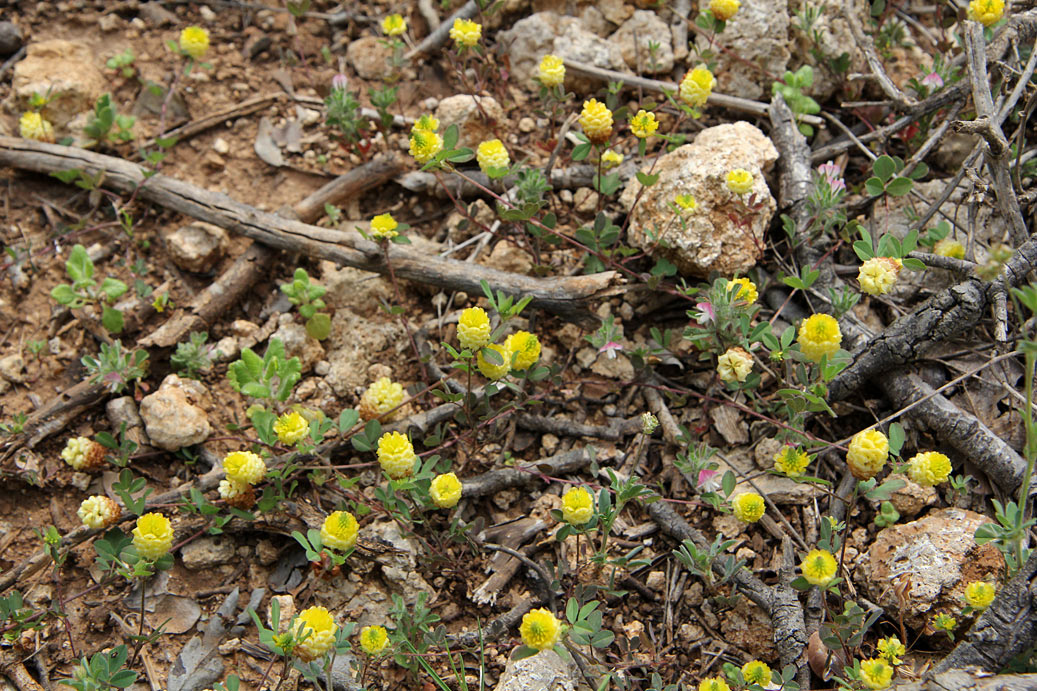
(404, 0), (477, 59)
(512, 413), (641, 442)
(292, 154), (404, 224)
(461, 447), (595, 498)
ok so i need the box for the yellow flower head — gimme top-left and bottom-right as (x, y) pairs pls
(967, 0), (1005, 26)
(413, 114), (439, 133)
(847, 429), (889, 480)
(717, 346), (753, 383)
(382, 14), (407, 36)
(679, 66), (716, 109)
(579, 99), (614, 144)
(732, 492), (765, 523)
(859, 658), (894, 690)
(933, 612), (956, 633)
(61, 436), (105, 471)
(449, 18), (482, 48)
(630, 109), (659, 139)
(741, 660), (771, 686)
(274, 411), (309, 446)
(773, 445), (811, 477)
(538, 54), (565, 87)
(519, 607), (561, 651)
(77, 495), (121, 530)
(876, 636), (906, 665)
(726, 168), (755, 195)
(133, 513), (174, 560)
(19, 112), (54, 142)
(797, 313), (842, 362)
(907, 450), (952, 486)
(710, 0), (741, 21)
(320, 510), (359, 552)
(457, 307), (491, 351)
(218, 478), (255, 509)
(642, 412), (660, 434)
(561, 487), (594, 525)
(675, 194), (698, 211)
(179, 26), (210, 60)
(800, 548), (838, 586)
(476, 139), (510, 174)
(223, 450), (267, 485)
(409, 129), (443, 165)
(429, 472), (463, 509)
(504, 331), (541, 370)
(369, 212), (399, 239)
(601, 149), (624, 170)
(377, 431), (417, 480)
(359, 377), (406, 421)
(359, 625), (389, 654)
(934, 238), (966, 259)
(477, 343), (512, 380)
(728, 277), (758, 304)
(964, 580), (995, 609)
(858, 257), (902, 296)
(699, 678), (731, 691)
(292, 606), (337, 662)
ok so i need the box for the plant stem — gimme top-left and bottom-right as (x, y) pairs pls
(129, 576), (147, 665)
(1015, 348), (1036, 567)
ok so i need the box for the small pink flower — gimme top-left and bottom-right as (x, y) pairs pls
(695, 302), (715, 325)
(817, 161), (846, 192)
(599, 341), (623, 359)
(698, 468), (721, 492)
(332, 74), (349, 91)
(921, 72), (944, 89)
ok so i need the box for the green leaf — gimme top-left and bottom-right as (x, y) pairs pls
(853, 240), (875, 261)
(102, 305), (124, 334)
(305, 313), (331, 341)
(241, 382), (271, 398)
(872, 155), (896, 183)
(338, 408), (359, 433)
(636, 171), (659, 186)
(442, 124), (459, 150)
(885, 177), (913, 197)
(864, 177), (886, 197)
(572, 142), (591, 161)
(66, 244), (94, 284)
(50, 284), (78, 306)
(101, 277), (128, 301)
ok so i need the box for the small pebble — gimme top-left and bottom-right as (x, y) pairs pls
(518, 117), (535, 133)
(213, 137), (230, 155)
(199, 5), (217, 21)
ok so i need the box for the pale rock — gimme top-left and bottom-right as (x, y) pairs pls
(611, 10), (674, 73)
(180, 536), (235, 570)
(434, 94), (504, 148)
(493, 649), (579, 691)
(271, 314), (325, 374)
(862, 508), (1005, 630)
(710, 405), (748, 445)
(314, 360), (331, 376)
(678, 622), (704, 641)
(256, 539), (279, 565)
(139, 374), (212, 451)
(214, 336), (239, 361)
(484, 240), (533, 275)
(694, 1), (790, 100)
(319, 263), (392, 316)
(218, 638), (240, 655)
(541, 433), (560, 455)
(579, 6), (610, 36)
(106, 396), (151, 449)
(498, 12), (625, 88)
(366, 521), (434, 606)
(97, 13), (120, 31)
(882, 472), (938, 518)
(347, 36), (393, 81)
(789, 0), (867, 100)
(518, 117), (536, 133)
(138, 2), (177, 27)
(712, 513), (743, 538)
(621, 122), (778, 277)
(599, 0), (634, 25)
(0, 353), (26, 384)
(591, 352), (634, 380)
(231, 319), (260, 338)
(14, 40), (107, 127)
(166, 221), (228, 273)
(645, 570), (666, 591)
(203, 152), (225, 170)
(213, 137), (230, 154)
(573, 187), (598, 215)
(323, 310), (398, 396)
(296, 106), (321, 127)
(199, 5), (217, 21)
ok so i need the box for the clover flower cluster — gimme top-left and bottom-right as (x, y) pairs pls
(409, 114), (443, 165)
(133, 512), (174, 560)
(358, 376), (406, 421)
(220, 450), (267, 509)
(320, 510), (359, 552)
(179, 26), (210, 60)
(797, 313), (842, 362)
(20, 112), (54, 142)
(61, 436), (106, 471)
(858, 257), (902, 296)
(273, 410), (308, 446)
(291, 606), (338, 661)
(78, 495), (121, 530)
(538, 54), (565, 87)
(846, 429), (889, 480)
(561, 487), (594, 525)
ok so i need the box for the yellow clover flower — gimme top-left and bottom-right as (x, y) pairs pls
(967, 0), (1005, 26)
(477, 343), (512, 380)
(907, 450), (952, 486)
(409, 128), (443, 165)
(726, 168), (754, 195)
(133, 513), (174, 560)
(579, 99), (614, 144)
(359, 625), (389, 654)
(741, 660), (771, 686)
(933, 612), (956, 633)
(61, 436), (105, 471)
(800, 548), (838, 586)
(77, 495), (121, 530)
(538, 54), (565, 88)
(382, 13), (407, 36)
(934, 238), (966, 259)
(858, 257), (902, 296)
(630, 109), (659, 139)
(773, 446), (811, 477)
(728, 277), (758, 304)
(717, 346), (753, 383)
(377, 431), (417, 479)
(457, 307), (491, 351)
(876, 636), (906, 665)
(369, 212), (399, 240)
(732, 492), (765, 523)
(218, 478), (255, 509)
(476, 139), (510, 174)
(358, 377), (405, 421)
(179, 26), (210, 60)
(859, 658), (894, 690)
(429, 472), (463, 509)
(274, 411), (309, 445)
(797, 313), (842, 362)
(675, 194), (698, 211)
(519, 608), (561, 651)
(504, 331), (541, 370)
(710, 0), (741, 21)
(19, 112), (54, 142)
(449, 18), (482, 48)
(699, 678), (730, 691)
(292, 606), (337, 662)
(847, 429), (889, 480)
(223, 450), (266, 485)
(601, 149), (624, 169)
(561, 487), (594, 525)
(320, 510), (359, 552)
(964, 580), (995, 610)
(414, 114), (439, 132)
(679, 66), (716, 109)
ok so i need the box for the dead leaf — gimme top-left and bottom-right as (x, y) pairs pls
(254, 117), (284, 167)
